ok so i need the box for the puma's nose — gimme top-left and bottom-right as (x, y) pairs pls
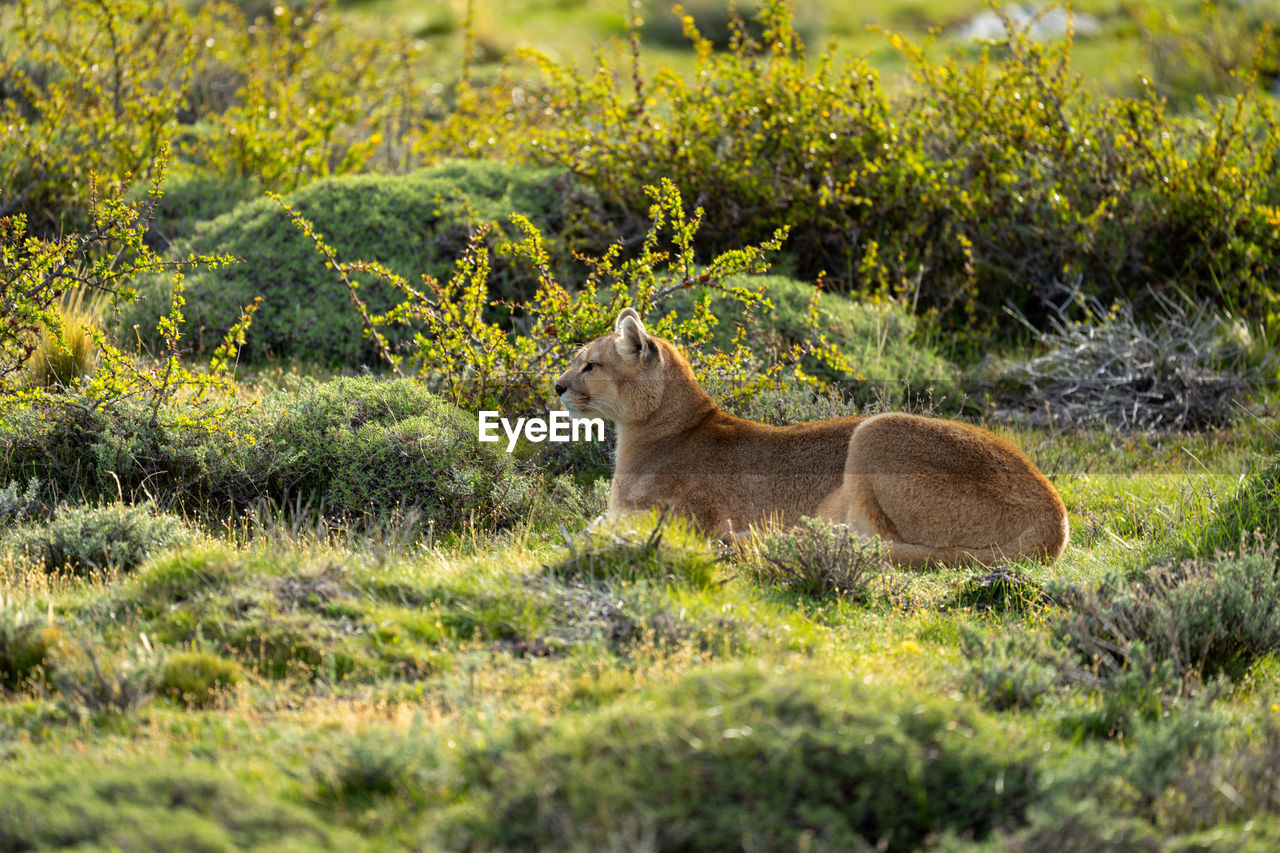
(554, 382), (567, 396)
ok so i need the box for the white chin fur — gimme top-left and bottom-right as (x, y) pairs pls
(559, 398), (595, 419)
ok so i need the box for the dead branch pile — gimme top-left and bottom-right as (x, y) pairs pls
(987, 294), (1261, 431)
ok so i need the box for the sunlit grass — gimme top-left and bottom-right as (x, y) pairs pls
(0, 397), (1275, 846)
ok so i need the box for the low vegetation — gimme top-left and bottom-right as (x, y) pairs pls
(1, 0), (1278, 848)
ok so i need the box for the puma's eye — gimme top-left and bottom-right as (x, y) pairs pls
(582, 362), (597, 373)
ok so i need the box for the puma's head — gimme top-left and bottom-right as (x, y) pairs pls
(554, 308), (667, 425)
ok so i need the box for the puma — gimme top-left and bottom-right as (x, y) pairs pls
(554, 308), (1069, 567)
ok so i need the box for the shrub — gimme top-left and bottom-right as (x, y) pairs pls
(984, 294), (1267, 430)
(6, 502), (195, 576)
(310, 732), (438, 810)
(961, 631), (1058, 712)
(515, 0), (1280, 335)
(0, 385), (261, 509)
(443, 664), (1038, 851)
(123, 160), (599, 366)
(267, 376), (535, 528)
(159, 650), (241, 708)
(129, 162), (252, 249)
(1055, 543), (1280, 691)
(0, 376), (537, 533)
(290, 176), (849, 412)
(0, 0), (192, 229)
(0, 478), (44, 527)
(1, 0), (435, 229)
(744, 516), (888, 599)
(665, 274), (957, 397)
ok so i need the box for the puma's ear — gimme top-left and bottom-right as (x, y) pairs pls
(615, 313), (652, 359)
(614, 307), (641, 333)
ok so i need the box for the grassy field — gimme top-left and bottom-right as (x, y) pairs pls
(1, 360), (1277, 848)
(4, 0), (1280, 848)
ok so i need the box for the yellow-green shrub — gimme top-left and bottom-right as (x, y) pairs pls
(513, 1), (1280, 337)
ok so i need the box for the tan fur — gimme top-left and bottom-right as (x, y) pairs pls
(554, 308), (1069, 567)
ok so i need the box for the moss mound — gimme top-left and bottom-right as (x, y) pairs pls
(446, 664), (1036, 851)
(124, 160), (596, 366)
(0, 764), (349, 851)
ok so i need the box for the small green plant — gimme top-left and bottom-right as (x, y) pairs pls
(0, 603), (60, 690)
(0, 477), (44, 526)
(310, 732), (437, 810)
(548, 509), (719, 588)
(745, 516), (888, 599)
(158, 650), (241, 708)
(6, 502), (195, 576)
(26, 289), (102, 389)
(961, 630), (1059, 712)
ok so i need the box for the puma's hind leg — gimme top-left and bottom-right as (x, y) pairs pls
(837, 413), (1069, 567)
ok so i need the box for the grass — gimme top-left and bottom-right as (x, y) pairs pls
(4, 1), (1279, 843)
(0, 398), (1275, 846)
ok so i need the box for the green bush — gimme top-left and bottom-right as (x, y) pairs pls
(123, 160), (599, 366)
(0, 478), (44, 527)
(6, 502), (194, 576)
(444, 664), (1038, 851)
(268, 376), (535, 528)
(284, 176), (849, 413)
(961, 631), (1058, 712)
(130, 162), (252, 248)
(0, 376), (536, 533)
(311, 731), (438, 810)
(518, 0), (1280, 336)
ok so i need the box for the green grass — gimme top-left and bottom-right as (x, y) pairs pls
(1, 398), (1276, 847)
